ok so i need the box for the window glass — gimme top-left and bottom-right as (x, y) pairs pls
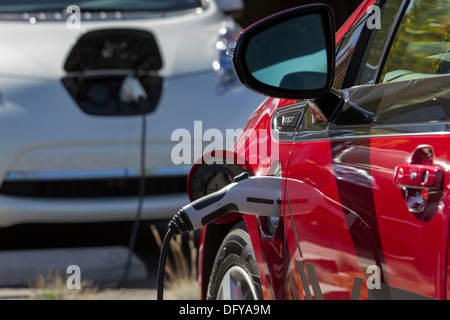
(333, 17), (367, 89)
(355, 0), (404, 85)
(380, 0), (450, 83)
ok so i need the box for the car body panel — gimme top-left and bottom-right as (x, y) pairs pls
(285, 140), (366, 300)
(198, 0), (450, 300)
(370, 136), (450, 299)
(199, 1), (373, 299)
(284, 78), (450, 299)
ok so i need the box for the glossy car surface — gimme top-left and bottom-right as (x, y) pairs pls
(0, 0), (265, 226)
(196, 0), (450, 300)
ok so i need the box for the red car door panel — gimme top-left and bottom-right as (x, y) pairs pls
(197, 0), (450, 301)
(286, 74), (450, 299)
(337, 76), (450, 295)
(370, 137), (450, 299)
(286, 139), (368, 300)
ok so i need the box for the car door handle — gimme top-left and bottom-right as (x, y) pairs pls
(393, 164), (444, 191)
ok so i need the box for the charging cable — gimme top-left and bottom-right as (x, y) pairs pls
(118, 74), (148, 287)
(157, 173), (282, 299)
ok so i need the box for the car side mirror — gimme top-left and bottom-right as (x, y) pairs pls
(231, 4), (336, 100)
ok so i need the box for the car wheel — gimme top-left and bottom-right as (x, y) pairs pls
(206, 221), (263, 300)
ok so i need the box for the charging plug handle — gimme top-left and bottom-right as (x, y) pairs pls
(168, 174), (282, 235)
(159, 174), (282, 300)
(119, 74), (148, 104)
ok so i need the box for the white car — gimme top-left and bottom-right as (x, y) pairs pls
(0, 0), (265, 227)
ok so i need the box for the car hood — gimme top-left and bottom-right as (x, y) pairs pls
(0, 7), (225, 80)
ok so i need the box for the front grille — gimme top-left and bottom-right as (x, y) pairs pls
(0, 176), (187, 199)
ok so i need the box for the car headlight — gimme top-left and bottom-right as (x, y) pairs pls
(213, 18), (242, 94)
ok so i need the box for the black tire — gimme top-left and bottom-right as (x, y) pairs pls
(206, 221), (263, 300)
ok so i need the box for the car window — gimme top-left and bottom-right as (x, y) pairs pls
(0, 0), (202, 13)
(355, 0), (404, 85)
(332, 0), (450, 127)
(380, 0), (450, 83)
(333, 16), (367, 89)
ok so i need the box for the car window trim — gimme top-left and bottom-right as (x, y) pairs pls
(294, 122), (450, 144)
(340, 0), (391, 88)
(334, 17), (368, 89)
(324, 0), (387, 124)
(373, 0), (411, 84)
(341, 0), (413, 88)
(334, 0), (370, 56)
(338, 0), (381, 88)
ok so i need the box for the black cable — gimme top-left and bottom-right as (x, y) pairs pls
(157, 228), (174, 300)
(119, 96), (147, 287)
(156, 211), (193, 299)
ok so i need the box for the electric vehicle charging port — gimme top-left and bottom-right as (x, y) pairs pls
(258, 216), (280, 241)
(62, 28), (163, 116)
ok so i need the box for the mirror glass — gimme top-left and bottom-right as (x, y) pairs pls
(244, 14), (328, 91)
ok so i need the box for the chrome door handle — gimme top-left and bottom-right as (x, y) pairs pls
(393, 164), (444, 191)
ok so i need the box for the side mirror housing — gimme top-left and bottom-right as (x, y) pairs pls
(232, 4), (336, 100)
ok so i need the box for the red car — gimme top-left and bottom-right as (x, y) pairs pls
(191, 0), (450, 300)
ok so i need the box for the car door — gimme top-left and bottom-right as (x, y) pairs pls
(285, 0), (450, 300)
